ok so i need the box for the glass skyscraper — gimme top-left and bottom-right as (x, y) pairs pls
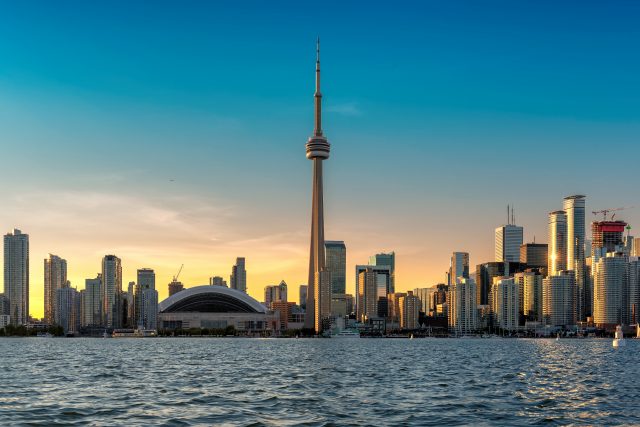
(324, 241), (346, 294)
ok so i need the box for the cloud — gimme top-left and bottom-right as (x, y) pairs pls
(326, 102), (363, 117)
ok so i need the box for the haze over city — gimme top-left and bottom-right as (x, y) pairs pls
(2, 1), (639, 319)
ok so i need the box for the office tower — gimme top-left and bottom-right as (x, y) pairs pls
(495, 223), (524, 263)
(264, 281), (287, 309)
(593, 252), (628, 329)
(230, 257), (247, 293)
(330, 293), (350, 317)
(520, 243), (548, 272)
(101, 255), (122, 328)
(304, 40), (331, 333)
(44, 254), (67, 325)
(209, 276), (227, 287)
(299, 285), (308, 310)
(124, 281), (135, 328)
(515, 270), (543, 322)
(564, 195), (586, 320)
(83, 275), (102, 327)
(413, 287), (435, 314)
(356, 265), (391, 322)
(432, 283), (448, 316)
(548, 211), (567, 275)
(629, 257), (640, 325)
(475, 261), (527, 306)
(135, 268), (157, 330)
(543, 271), (576, 327)
(387, 292), (407, 323)
(448, 277), (478, 335)
(4, 229), (29, 325)
(325, 241), (346, 294)
(399, 291), (420, 329)
(449, 252), (470, 285)
(591, 221), (626, 254)
(368, 253), (395, 293)
(55, 285), (80, 335)
(491, 277), (519, 331)
(634, 238), (640, 257)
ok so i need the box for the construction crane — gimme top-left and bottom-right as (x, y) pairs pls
(172, 264), (184, 282)
(591, 206), (634, 221)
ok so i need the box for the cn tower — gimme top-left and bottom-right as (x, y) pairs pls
(305, 39), (331, 332)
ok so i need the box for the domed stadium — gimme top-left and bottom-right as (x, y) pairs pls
(158, 285), (277, 333)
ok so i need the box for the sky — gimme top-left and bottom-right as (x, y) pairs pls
(1, 1), (639, 318)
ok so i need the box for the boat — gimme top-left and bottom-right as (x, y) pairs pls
(102, 331), (111, 338)
(36, 332), (53, 338)
(556, 333), (560, 341)
(332, 329), (360, 338)
(409, 334), (414, 340)
(613, 325), (626, 348)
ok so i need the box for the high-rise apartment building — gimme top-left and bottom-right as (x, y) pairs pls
(548, 210), (567, 276)
(399, 291), (420, 330)
(83, 275), (102, 327)
(448, 277), (478, 335)
(449, 252), (469, 285)
(542, 271), (576, 327)
(0, 293), (9, 316)
(55, 285), (80, 335)
(101, 255), (122, 328)
(4, 229), (29, 325)
(168, 280), (183, 296)
(264, 281), (288, 309)
(495, 224), (524, 263)
(325, 241), (346, 294)
(44, 254), (67, 325)
(564, 195), (587, 321)
(368, 252), (395, 293)
(387, 292), (407, 323)
(515, 270), (543, 322)
(136, 268), (157, 330)
(629, 257), (640, 325)
(230, 257), (247, 293)
(593, 252), (628, 329)
(633, 238), (640, 257)
(491, 277), (519, 331)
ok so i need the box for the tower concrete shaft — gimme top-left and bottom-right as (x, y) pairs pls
(305, 39), (331, 332)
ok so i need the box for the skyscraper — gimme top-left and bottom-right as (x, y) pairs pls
(230, 257), (247, 293)
(591, 220), (626, 254)
(548, 210), (567, 275)
(325, 241), (346, 294)
(399, 291), (420, 330)
(368, 253), (395, 293)
(209, 276), (227, 287)
(475, 261), (527, 306)
(44, 254), (67, 325)
(593, 252), (628, 329)
(356, 265), (391, 322)
(101, 255), (122, 328)
(449, 252), (469, 285)
(136, 268), (157, 330)
(55, 285), (80, 335)
(305, 39), (332, 333)
(4, 229), (29, 325)
(448, 277), (478, 335)
(264, 280), (287, 309)
(515, 270), (543, 322)
(520, 243), (548, 273)
(564, 195), (586, 320)
(629, 257), (640, 325)
(495, 214), (524, 263)
(299, 285), (308, 311)
(83, 275), (102, 327)
(543, 271), (576, 327)
(491, 277), (519, 331)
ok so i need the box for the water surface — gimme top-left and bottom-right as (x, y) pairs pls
(0, 338), (638, 426)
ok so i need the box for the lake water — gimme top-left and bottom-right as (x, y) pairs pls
(0, 337), (638, 426)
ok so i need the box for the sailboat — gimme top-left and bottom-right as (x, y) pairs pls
(613, 325), (626, 348)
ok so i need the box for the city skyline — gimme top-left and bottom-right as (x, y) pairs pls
(2, 1), (640, 319)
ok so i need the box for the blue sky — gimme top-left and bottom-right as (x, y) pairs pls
(1, 1), (639, 315)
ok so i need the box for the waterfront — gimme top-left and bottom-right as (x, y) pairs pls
(1, 338), (638, 425)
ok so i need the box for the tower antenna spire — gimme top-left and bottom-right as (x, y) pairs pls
(314, 37), (322, 137)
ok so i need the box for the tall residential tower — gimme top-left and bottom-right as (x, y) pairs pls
(4, 229), (29, 325)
